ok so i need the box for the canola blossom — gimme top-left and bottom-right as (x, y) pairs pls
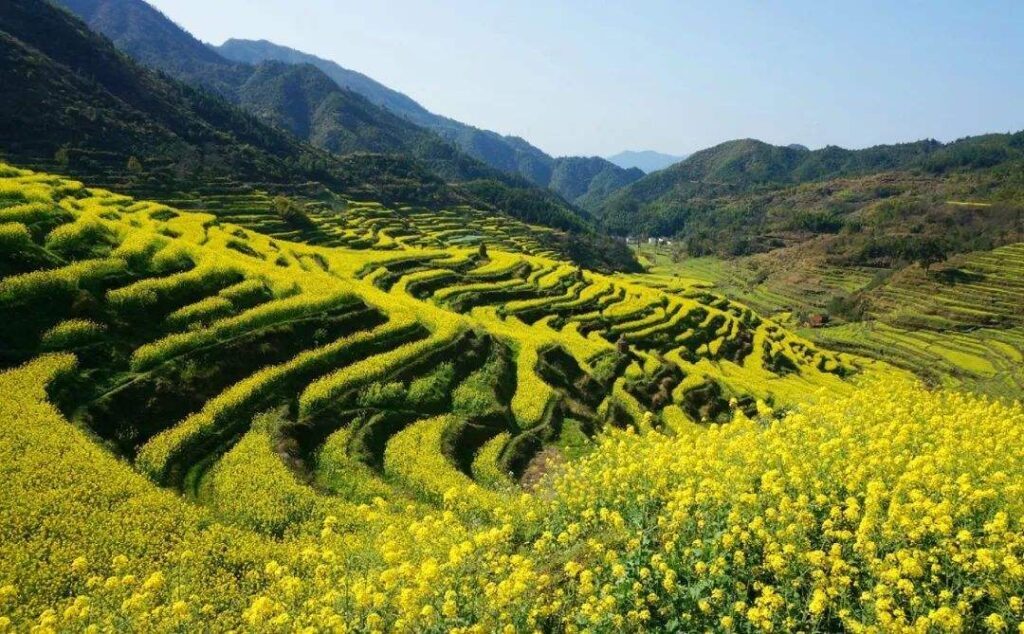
(3, 354), (1023, 632)
(2, 163), (1022, 633)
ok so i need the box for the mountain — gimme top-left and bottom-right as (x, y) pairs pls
(48, 0), (626, 235)
(0, 0), (432, 199)
(549, 157), (644, 209)
(215, 38), (643, 208)
(51, 0), (503, 183)
(597, 134), (1024, 261)
(216, 38), (430, 124)
(228, 60), (503, 185)
(607, 150), (686, 173)
(34, 6), (639, 209)
(2, 0), (639, 271)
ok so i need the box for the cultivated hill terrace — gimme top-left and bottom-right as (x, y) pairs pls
(0, 161), (895, 616)
(0, 161), (862, 483)
(2, 163), (1024, 633)
(3, 0), (1024, 630)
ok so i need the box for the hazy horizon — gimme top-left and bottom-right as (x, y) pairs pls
(149, 0), (1024, 158)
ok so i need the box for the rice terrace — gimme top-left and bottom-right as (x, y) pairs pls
(2, 1), (1024, 632)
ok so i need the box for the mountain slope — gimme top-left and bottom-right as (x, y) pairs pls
(2, 0), (639, 271)
(598, 135), (1024, 238)
(0, 0), (379, 194)
(45, 4), (639, 208)
(51, 0), (501, 184)
(215, 38), (643, 207)
(217, 37), (432, 125)
(607, 150), (686, 173)
(48, 0), (644, 253)
(56, 0), (248, 95)
(601, 134), (1024, 272)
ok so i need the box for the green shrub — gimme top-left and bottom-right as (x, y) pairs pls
(407, 362), (455, 409)
(0, 222), (32, 251)
(44, 218), (119, 259)
(0, 258), (126, 304)
(357, 381), (408, 409)
(40, 319), (106, 350)
(453, 355), (504, 417)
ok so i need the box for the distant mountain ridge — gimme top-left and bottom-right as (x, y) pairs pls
(599, 136), (979, 234)
(215, 38), (435, 128)
(0, 0), (453, 203)
(51, 0), (634, 238)
(607, 150), (686, 173)
(596, 133), (1024, 263)
(3, 0), (640, 271)
(215, 38), (643, 208)
(53, 0), (498, 183)
(50, 2), (641, 209)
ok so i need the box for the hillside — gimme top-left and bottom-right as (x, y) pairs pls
(43, 3), (642, 209)
(48, 0), (508, 184)
(215, 38), (644, 208)
(216, 38), (443, 129)
(607, 150), (687, 173)
(0, 0), (451, 201)
(598, 134), (1024, 260)
(3, 3), (1024, 632)
(5, 0), (639, 272)
(51, 0), (645, 248)
(3, 161), (1023, 632)
(646, 235), (1024, 400)
(0, 162), (858, 600)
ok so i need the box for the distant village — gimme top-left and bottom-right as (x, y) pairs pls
(619, 235), (675, 247)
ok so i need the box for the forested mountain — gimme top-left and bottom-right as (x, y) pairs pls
(1, 0), (638, 271)
(52, 0), (642, 229)
(607, 150), (686, 173)
(49, 0), (495, 182)
(598, 134), (1024, 261)
(0, 0), (398, 195)
(217, 38), (439, 127)
(215, 38), (644, 207)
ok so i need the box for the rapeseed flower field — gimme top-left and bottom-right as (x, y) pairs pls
(1, 163), (1022, 632)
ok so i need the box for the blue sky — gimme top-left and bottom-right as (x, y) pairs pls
(149, 0), (1024, 157)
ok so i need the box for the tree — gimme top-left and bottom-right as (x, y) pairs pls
(126, 156), (143, 173)
(273, 196), (313, 229)
(914, 238), (948, 271)
(478, 242), (488, 259)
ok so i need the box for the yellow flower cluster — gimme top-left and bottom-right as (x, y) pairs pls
(6, 350), (1021, 632)
(3, 162), (1020, 633)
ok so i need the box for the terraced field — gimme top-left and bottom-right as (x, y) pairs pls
(812, 244), (1024, 397)
(0, 161), (868, 488)
(5, 162), (1024, 633)
(12, 157), (596, 268)
(647, 244), (1024, 399)
(0, 163), (887, 622)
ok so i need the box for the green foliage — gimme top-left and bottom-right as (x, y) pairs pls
(271, 196), (312, 229)
(40, 319), (105, 350)
(406, 362), (456, 409)
(356, 381), (408, 410)
(825, 293), (866, 322)
(851, 235), (950, 268)
(597, 134), (1024, 265)
(0, 222), (32, 252)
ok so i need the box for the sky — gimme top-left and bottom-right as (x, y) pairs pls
(149, 0), (1024, 158)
